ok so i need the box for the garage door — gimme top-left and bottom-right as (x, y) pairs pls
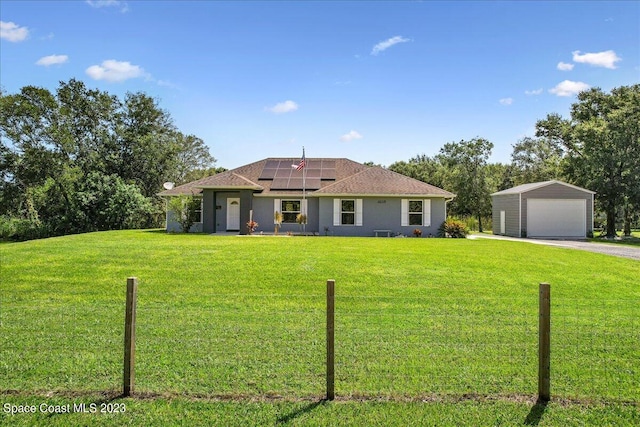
(527, 199), (586, 238)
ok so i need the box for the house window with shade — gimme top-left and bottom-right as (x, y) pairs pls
(341, 200), (355, 225)
(281, 200), (301, 223)
(401, 199), (431, 227)
(409, 200), (423, 225)
(333, 199), (362, 226)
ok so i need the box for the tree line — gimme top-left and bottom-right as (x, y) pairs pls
(1, 80), (638, 240)
(390, 84), (640, 237)
(0, 79), (217, 240)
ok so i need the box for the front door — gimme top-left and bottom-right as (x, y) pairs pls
(227, 198), (240, 231)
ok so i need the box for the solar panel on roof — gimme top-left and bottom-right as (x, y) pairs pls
(322, 160), (336, 168)
(287, 178), (304, 188)
(271, 178), (290, 189)
(274, 168), (292, 178)
(264, 160), (281, 168)
(305, 168), (321, 178)
(259, 159), (336, 188)
(260, 168), (277, 179)
(305, 178), (322, 189)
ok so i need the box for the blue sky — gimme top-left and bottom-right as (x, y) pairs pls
(1, 1), (638, 169)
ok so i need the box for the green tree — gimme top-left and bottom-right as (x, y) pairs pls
(536, 85), (640, 237)
(174, 133), (217, 184)
(510, 136), (564, 186)
(0, 79), (215, 239)
(75, 172), (155, 231)
(437, 138), (494, 232)
(388, 154), (449, 189)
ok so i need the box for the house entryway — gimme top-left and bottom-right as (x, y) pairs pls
(227, 198), (240, 231)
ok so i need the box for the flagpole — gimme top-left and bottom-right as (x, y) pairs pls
(302, 146), (306, 235)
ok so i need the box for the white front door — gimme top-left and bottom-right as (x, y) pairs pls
(227, 198), (240, 230)
(500, 210), (506, 235)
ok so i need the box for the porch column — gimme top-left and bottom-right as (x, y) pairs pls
(238, 190), (253, 235)
(203, 190), (216, 233)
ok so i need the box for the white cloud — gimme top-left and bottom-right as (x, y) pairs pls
(557, 62), (574, 71)
(371, 36), (410, 55)
(266, 100), (298, 114)
(86, 0), (129, 12)
(156, 79), (178, 89)
(572, 50), (621, 69)
(525, 88), (543, 96)
(340, 130), (363, 142)
(86, 59), (145, 82)
(36, 54), (68, 66)
(499, 98), (513, 106)
(549, 80), (590, 97)
(0, 21), (29, 42)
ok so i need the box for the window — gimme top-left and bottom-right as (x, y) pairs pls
(333, 199), (362, 226)
(401, 199), (431, 227)
(341, 200), (355, 225)
(281, 200), (301, 223)
(408, 200), (423, 225)
(189, 197), (203, 223)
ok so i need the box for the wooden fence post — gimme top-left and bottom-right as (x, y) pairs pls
(538, 282), (551, 402)
(326, 279), (335, 401)
(124, 277), (138, 396)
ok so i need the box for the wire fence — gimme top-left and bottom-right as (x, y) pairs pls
(1, 280), (638, 404)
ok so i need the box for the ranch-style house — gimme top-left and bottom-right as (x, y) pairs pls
(159, 157), (455, 237)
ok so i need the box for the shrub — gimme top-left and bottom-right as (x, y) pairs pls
(0, 216), (51, 241)
(168, 195), (200, 233)
(438, 218), (469, 238)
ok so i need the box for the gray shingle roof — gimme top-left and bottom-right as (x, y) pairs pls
(158, 158), (453, 198)
(313, 166), (455, 197)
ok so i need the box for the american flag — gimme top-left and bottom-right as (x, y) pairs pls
(296, 149), (306, 171)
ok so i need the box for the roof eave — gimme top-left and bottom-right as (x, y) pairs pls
(314, 193), (455, 198)
(491, 180), (596, 196)
(197, 185), (264, 190)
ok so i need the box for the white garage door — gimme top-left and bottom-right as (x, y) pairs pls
(527, 199), (586, 238)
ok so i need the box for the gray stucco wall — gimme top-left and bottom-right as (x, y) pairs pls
(168, 193), (449, 237)
(491, 194), (520, 237)
(251, 197), (319, 235)
(521, 183), (593, 236)
(318, 197), (447, 237)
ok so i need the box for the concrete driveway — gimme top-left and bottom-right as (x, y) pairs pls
(469, 234), (640, 261)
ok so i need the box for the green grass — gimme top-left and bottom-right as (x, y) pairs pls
(1, 394), (638, 426)
(1, 230), (639, 425)
(590, 230), (640, 247)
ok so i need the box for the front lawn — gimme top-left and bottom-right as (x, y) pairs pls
(1, 230), (638, 425)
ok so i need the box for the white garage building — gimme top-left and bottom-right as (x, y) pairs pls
(491, 180), (595, 238)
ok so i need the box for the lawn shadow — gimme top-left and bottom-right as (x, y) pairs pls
(276, 399), (327, 424)
(143, 229), (171, 234)
(524, 399), (548, 425)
